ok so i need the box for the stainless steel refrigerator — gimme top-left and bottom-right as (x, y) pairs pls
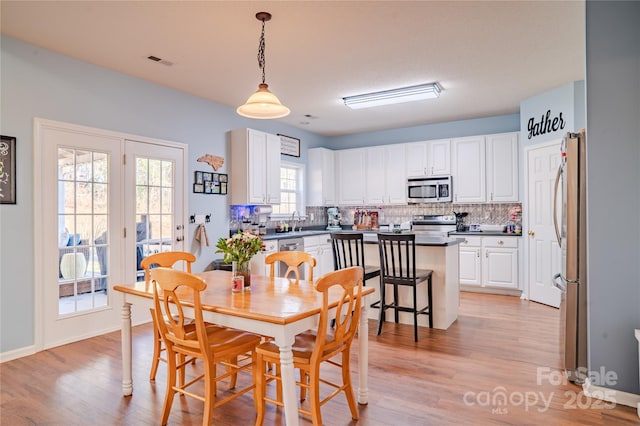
(553, 129), (588, 384)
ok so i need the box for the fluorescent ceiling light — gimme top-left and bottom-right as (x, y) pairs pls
(343, 82), (441, 109)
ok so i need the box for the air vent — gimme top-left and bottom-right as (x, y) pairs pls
(147, 55), (174, 66)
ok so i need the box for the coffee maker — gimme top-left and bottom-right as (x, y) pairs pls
(326, 207), (342, 230)
(453, 211), (468, 232)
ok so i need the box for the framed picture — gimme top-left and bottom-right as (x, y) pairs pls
(212, 184), (221, 194)
(194, 171), (203, 185)
(204, 181), (213, 194)
(203, 172), (213, 182)
(220, 182), (227, 195)
(213, 173), (220, 183)
(278, 134), (300, 157)
(0, 135), (16, 204)
(193, 183), (204, 193)
(219, 173), (228, 183)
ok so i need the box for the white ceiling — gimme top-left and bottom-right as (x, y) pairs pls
(0, 1), (585, 137)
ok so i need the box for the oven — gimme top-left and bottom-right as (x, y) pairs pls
(411, 214), (456, 238)
(407, 176), (452, 203)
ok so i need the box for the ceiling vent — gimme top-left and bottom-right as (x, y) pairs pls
(147, 55), (173, 66)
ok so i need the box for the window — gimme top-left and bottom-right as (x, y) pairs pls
(272, 162), (304, 216)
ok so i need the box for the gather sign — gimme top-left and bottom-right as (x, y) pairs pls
(526, 109), (566, 140)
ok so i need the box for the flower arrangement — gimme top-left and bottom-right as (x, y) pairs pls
(216, 230), (264, 264)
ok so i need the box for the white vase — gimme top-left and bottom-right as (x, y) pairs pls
(60, 252), (87, 279)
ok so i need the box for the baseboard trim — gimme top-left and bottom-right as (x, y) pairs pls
(0, 344), (37, 363)
(460, 286), (522, 297)
(583, 378), (640, 416)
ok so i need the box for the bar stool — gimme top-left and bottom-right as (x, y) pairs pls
(377, 233), (433, 342)
(330, 232), (381, 308)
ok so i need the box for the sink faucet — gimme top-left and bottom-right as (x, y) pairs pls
(290, 211), (302, 232)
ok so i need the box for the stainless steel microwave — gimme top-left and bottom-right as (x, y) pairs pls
(407, 176), (452, 203)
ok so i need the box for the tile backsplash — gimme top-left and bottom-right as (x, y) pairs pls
(250, 203), (522, 231)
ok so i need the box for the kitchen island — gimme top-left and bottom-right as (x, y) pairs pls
(259, 229), (462, 330)
(362, 234), (462, 330)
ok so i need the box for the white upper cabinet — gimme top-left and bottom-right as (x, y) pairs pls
(365, 145), (406, 205)
(307, 147), (336, 206)
(230, 128), (281, 205)
(405, 139), (451, 177)
(452, 136), (486, 203)
(337, 148), (366, 205)
(428, 139), (451, 176)
(486, 132), (519, 202)
(452, 132), (519, 204)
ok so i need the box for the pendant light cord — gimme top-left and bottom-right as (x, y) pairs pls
(258, 18), (266, 84)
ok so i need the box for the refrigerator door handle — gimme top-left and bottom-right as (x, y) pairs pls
(552, 164), (563, 246)
(553, 272), (566, 292)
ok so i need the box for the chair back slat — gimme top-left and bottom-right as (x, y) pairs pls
(265, 250), (316, 282)
(141, 251), (196, 282)
(331, 233), (366, 271)
(151, 267), (208, 354)
(313, 266), (364, 358)
(378, 233), (418, 285)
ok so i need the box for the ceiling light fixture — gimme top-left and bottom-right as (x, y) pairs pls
(237, 12), (290, 119)
(343, 82), (442, 109)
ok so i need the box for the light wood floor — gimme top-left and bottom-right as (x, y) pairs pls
(2, 292), (638, 425)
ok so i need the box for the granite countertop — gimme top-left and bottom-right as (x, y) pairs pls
(448, 231), (522, 237)
(261, 229), (462, 246)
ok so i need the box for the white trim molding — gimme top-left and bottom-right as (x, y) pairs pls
(0, 345), (36, 363)
(583, 379), (640, 414)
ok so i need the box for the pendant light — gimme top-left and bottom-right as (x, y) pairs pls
(237, 12), (290, 119)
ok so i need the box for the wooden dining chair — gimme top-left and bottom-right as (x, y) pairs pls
(141, 251), (196, 382)
(265, 251), (316, 282)
(151, 267), (262, 426)
(254, 266), (364, 426)
(377, 233), (433, 342)
(330, 232), (381, 308)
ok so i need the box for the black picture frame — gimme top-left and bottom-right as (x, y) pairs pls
(203, 172), (213, 182)
(194, 170), (203, 184)
(219, 173), (228, 183)
(0, 135), (16, 204)
(193, 183), (204, 193)
(220, 182), (227, 195)
(278, 134), (300, 157)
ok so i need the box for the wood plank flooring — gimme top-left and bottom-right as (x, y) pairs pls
(1, 292), (638, 425)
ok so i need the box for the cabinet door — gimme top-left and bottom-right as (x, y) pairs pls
(459, 247), (482, 286)
(427, 139), (451, 176)
(337, 148), (366, 205)
(385, 145), (407, 204)
(486, 132), (519, 202)
(247, 130), (268, 204)
(265, 132), (281, 204)
(483, 247), (519, 289)
(452, 136), (486, 203)
(405, 141), (428, 177)
(365, 147), (386, 205)
(308, 148), (335, 206)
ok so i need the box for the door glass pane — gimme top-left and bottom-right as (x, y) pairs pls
(57, 148), (109, 315)
(136, 157), (174, 281)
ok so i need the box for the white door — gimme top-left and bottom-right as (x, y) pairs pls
(36, 120), (185, 349)
(123, 140), (186, 281)
(526, 140), (562, 307)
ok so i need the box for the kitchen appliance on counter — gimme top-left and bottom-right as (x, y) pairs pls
(407, 176), (452, 203)
(552, 130), (588, 384)
(411, 214), (456, 237)
(453, 211), (468, 231)
(326, 207), (341, 230)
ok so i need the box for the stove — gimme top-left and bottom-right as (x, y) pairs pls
(411, 214), (456, 238)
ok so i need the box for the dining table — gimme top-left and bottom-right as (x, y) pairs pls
(114, 270), (374, 426)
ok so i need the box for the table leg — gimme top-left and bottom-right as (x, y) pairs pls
(276, 337), (299, 426)
(121, 301), (133, 396)
(358, 297), (369, 405)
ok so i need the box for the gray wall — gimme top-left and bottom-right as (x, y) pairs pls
(0, 35), (324, 353)
(585, 1), (640, 394)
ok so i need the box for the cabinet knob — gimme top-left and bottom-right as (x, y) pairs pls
(528, 230), (535, 237)
(497, 240), (504, 245)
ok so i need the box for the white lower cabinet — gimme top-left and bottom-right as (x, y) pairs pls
(459, 236), (519, 290)
(304, 234), (333, 279)
(250, 239), (278, 277)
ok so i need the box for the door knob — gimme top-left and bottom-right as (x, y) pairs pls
(528, 230), (535, 237)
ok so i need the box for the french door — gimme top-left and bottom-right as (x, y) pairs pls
(35, 119), (186, 350)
